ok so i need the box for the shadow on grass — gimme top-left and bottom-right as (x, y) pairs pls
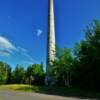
(16, 85), (100, 100)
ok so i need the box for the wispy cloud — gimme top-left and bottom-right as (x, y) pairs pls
(0, 36), (34, 65)
(36, 29), (43, 37)
(17, 47), (28, 53)
(17, 47), (34, 63)
(0, 36), (16, 50)
(0, 50), (11, 56)
(0, 36), (16, 56)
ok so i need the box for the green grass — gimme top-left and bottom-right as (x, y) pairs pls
(0, 84), (100, 99)
(0, 84), (39, 92)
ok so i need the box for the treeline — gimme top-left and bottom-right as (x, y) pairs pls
(50, 20), (100, 91)
(0, 62), (45, 85)
(0, 20), (100, 91)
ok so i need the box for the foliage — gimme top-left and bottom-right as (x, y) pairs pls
(25, 63), (45, 85)
(50, 48), (74, 86)
(72, 20), (100, 90)
(6, 65), (12, 84)
(12, 65), (25, 84)
(0, 61), (11, 84)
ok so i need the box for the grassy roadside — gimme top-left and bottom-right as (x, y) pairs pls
(0, 84), (36, 92)
(0, 84), (100, 99)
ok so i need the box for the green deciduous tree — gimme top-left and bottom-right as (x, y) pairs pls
(72, 20), (100, 90)
(12, 65), (25, 84)
(25, 63), (45, 85)
(51, 48), (74, 86)
(6, 65), (12, 84)
(0, 61), (11, 84)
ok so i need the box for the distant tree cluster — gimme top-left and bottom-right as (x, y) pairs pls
(0, 20), (100, 91)
(0, 62), (45, 85)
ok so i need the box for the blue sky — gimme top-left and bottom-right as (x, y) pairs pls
(0, 0), (100, 68)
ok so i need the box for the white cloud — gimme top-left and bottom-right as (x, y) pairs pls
(0, 36), (34, 65)
(0, 36), (16, 50)
(0, 36), (16, 56)
(22, 52), (34, 61)
(17, 47), (28, 53)
(23, 61), (33, 65)
(0, 35), (35, 67)
(36, 29), (43, 37)
(0, 50), (11, 56)
(17, 47), (34, 62)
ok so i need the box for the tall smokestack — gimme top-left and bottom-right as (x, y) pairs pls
(46, 0), (56, 73)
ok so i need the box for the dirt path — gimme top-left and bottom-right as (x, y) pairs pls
(0, 90), (95, 100)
